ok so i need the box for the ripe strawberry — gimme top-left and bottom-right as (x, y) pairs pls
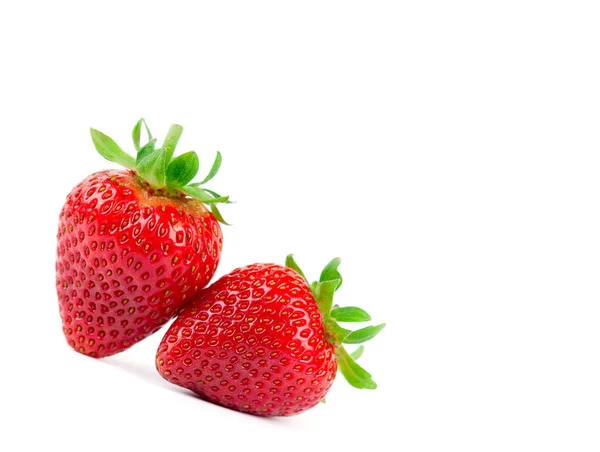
(56, 119), (230, 357)
(156, 255), (385, 416)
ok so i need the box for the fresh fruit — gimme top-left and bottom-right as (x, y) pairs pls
(56, 119), (230, 357)
(156, 255), (385, 416)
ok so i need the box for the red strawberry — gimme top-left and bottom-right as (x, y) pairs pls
(156, 255), (385, 416)
(56, 119), (230, 357)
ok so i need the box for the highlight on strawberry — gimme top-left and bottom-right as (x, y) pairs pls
(156, 255), (385, 416)
(56, 119), (230, 357)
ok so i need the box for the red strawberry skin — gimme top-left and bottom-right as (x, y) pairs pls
(156, 263), (338, 416)
(56, 169), (222, 357)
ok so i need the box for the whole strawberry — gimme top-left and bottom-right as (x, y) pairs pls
(156, 255), (385, 416)
(56, 119), (229, 357)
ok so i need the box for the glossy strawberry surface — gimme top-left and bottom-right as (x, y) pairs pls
(156, 263), (338, 416)
(56, 169), (222, 357)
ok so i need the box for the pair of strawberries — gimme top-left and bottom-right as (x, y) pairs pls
(56, 119), (384, 416)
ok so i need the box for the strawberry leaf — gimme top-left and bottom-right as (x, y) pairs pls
(320, 257), (342, 290)
(210, 204), (230, 225)
(202, 188), (233, 204)
(181, 186), (229, 203)
(350, 345), (365, 360)
(132, 118), (153, 151)
(335, 346), (377, 390)
(330, 306), (371, 322)
(343, 323), (386, 344)
(315, 279), (340, 316)
(136, 139), (157, 165)
(137, 149), (167, 188)
(328, 321), (352, 343)
(197, 151), (222, 185)
(286, 255), (383, 391)
(162, 124), (183, 163)
(180, 186), (230, 225)
(310, 281), (318, 294)
(92, 119), (231, 224)
(166, 151), (200, 188)
(285, 254), (309, 284)
(90, 128), (135, 168)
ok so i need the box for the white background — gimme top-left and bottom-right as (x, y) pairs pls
(1, 1), (599, 451)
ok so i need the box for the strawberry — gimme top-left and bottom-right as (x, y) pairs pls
(156, 255), (385, 416)
(56, 119), (229, 357)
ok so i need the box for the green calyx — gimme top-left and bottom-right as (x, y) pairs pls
(90, 118), (230, 224)
(285, 255), (386, 390)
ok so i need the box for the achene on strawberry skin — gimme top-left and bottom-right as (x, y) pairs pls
(56, 119), (230, 357)
(156, 256), (385, 416)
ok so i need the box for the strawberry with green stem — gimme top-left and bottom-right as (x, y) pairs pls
(156, 255), (384, 416)
(286, 256), (386, 391)
(56, 119), (230, 357)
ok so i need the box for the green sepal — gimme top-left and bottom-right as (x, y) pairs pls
(320, 257), (342, 290)
(328, 320), (352, 343)
(330, 306), (371, 322)
(180, 185), (229, 204)
(166, 151), (200, 188)
(284, 255), (384, 393)
(195, 151), (222, 185)
(314, 279), (340, 315)
(132, 118), (152, 151)
(179, 187), (230, 224)
(162, 124), (183, 163)
(285, 254), (309, 284)
(210, 204), (230, 225)
(202, 188), (233, 204)
(90, 128), (135, 168)
(350, 345), (365, 360)
(335, 346), (377, 390)
(136, 139), (157, 165)
(91, 119), (230, 225)
(310, 281), (318, 294)
(136, 149), (167, 188)
(343, 323), (386, 344)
